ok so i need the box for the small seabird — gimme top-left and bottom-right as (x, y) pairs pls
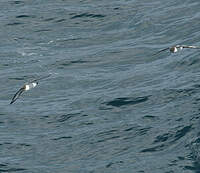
(154, 45), (200, 55)
(10, 74), (51, 104)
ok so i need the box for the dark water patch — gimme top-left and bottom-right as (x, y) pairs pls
(1, 64), (9, 67)
(178, 156), (185, 160)
(167, 88), (195, 95)
(95, 129), (121, 143)
(3, 142), (12, 145)
(82, 114), (89, 117)
(141, 125), (193, 153)
(57, 112), (81, 123)
(70, 13), (106, 19)
(1, 142), (31, 149)
(168, 160), (177, 167)
(57, 114), (73, 122)
(190, 142), (200, 163)
(184, 165), (197, 171)
(124, 126), (151, 135)
(17, 143), (31, 147)
(104, 96), (150, 108)
(62, 60), (90, 65)
(52, 136), (72, 141)
(113, 147), (130, 156)
(176, 88), (197, 96)
(56, 60), (92, 69)
(173, 125), (192, 142)
(55, 19), (66, 23)
(43, 18), (55, 22)
(140, 144), (165, 153)
(188, 58), (200, 66)
(16, 15), (34, 18)
(142, 115), (159, 123)
(152, 126), (192, 146)
(154, 133), (173, 143)
(124, 127), (135, 132)
(106, 162), (114, 168)
(70, 60), (89, 64)
(141, 126), (191, 153)
(9, 77), (25, 81)
(175, 118), (183, 122)
(106, 161), (124, 168)
(175, 57), (200, 69)
(97, 135), (121, 143)
(82, 122), (93, 125)
(142, 115), (157, 119)
(162, 88), (197, 104)
(97, 129), (118, 136)
(7, 22), (24, 26)
(123, 126), (151, 141)
(34, 29), (52, 32)
(0, 164), (7, 167)
(0, 168), (27, 172)
(0, 163), (27, 172)
(139, 127), (151, 135)
(192, 84), (200, 89)
(40, 115), (50, 122)
(54, 37), (83, 43)
(195, 98), (200, 103)
(98, 106), (113, 111)
(113, 7), (120, 10)
(11, 1), (24, 5)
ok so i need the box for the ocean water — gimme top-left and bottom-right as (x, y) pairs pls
(1, 0), (200, 172)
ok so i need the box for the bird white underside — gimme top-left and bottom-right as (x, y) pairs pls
(25, 85), (30, 91)
(32, 83), (37, 87)
(174, 47), (178, 52)
(25, 83), (37, 91)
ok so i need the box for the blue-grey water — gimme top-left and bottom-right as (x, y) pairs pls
(1, 0), (200, 172)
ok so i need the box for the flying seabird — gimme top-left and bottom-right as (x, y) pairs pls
(10, 74), (51, 104)
(154, 45), (200, 55)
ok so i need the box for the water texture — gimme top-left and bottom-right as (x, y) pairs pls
(1, 0), (200, 172)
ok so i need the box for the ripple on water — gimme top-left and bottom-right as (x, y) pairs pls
(0, 159), (27, 172)
(57, 112), (81, 123)
(52, 136), (73, 141)
(141, 125), (192, 153)
(16, 15), (35, 19)
(70, 13), (106, 19)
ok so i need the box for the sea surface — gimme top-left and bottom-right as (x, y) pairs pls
(1, 0), (200, 172)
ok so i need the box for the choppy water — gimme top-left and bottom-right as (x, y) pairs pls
(1, 0), (200, 172)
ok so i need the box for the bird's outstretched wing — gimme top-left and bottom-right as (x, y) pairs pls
(10, 87), (24, 104)
(153, 47), (170, 55)
(182, 45), (200, 49)
(30, 74), (51, 83)
(10, 74), (51, 104)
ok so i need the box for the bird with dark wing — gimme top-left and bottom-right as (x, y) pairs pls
(10, 74), (51, 104)
(154, 45), (200, 55)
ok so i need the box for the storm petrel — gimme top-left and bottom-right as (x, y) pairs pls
(10, 74), (51, 104)
(154, 45), (200, 55)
